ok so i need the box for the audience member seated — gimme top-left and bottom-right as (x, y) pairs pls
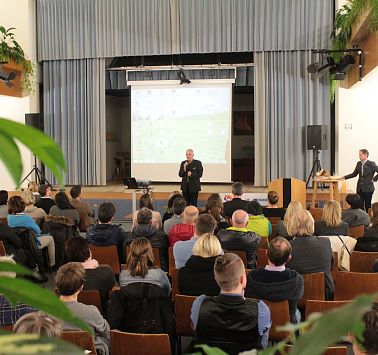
(349, 302), (378, 355)
(174, 214), (217, 268)
(217, 210), (261, 269)
(13, 312), (63, 338)
(169, 205), (198, 246)
(49, 192), (80, 227)
(245, 237), (304, 323)
(126, 208), (168, 271)
(35, 185), (55, 214)
(132, 193), (162, 230)
(69, 185), (95, 231)
(87, 202), (126, 264)
(200, 193), (229, 233)
(245, 201), (271, 238)
(119, 237), (171, 295)
(162, 191), (183, 224)
(179, 233), (222, 296)
(262, 191), (286, 220)
(0, 256), (36, 327)
(223, 182), (248, 218)
(342, 193), (370, 227)
(0, 223), (26, 264)
(27, 181), (41, 204)
(22, 190), (46, 222)
(163, 197), (186, 235)
(286, 209), (334, 300)
(355, 202), (378, 252)
(7, 196), (55, 268)
(314, 200), (349, 236)
(0, 190), (8, 218)
(190, 253), (271, 353)
(66, 237), (116, 312)
(56, 262), (110, 355)
(276, 201), (303, 239)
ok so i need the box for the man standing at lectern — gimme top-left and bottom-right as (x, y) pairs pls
(343, 149), (378, 211)
(179, 149), (203, 206)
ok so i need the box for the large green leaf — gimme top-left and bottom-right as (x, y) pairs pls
(0, 276), (92, 334)
(0, 334), (83, 354)
(0, 261), (33, 275)
(0, 130), (22, 186)
(275, 293), (377, 355)
(0, 118), (66, 186)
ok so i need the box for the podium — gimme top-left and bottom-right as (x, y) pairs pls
(268, 178), (306, 208)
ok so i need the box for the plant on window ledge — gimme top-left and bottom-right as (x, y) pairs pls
(0, 26), (35, 94)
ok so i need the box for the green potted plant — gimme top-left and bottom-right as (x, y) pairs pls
(0, 26), (34, 94)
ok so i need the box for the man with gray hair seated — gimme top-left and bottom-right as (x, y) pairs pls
(217, 210), (261, 269)
(126, 207), (168, 271)
(223, 182), (248, 218)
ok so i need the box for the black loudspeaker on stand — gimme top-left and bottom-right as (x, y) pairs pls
(306, 125), (328, 188)
(20, 113), (51, 186)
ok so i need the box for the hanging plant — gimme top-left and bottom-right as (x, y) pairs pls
(0, 26), (35, 94)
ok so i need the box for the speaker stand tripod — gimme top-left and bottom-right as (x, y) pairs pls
(306, 149), (322, 188)
(19, 155), (51, 187)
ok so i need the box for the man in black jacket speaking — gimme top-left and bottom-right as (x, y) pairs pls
(179, 149), (203, 206)
(343, 149), (378, 211)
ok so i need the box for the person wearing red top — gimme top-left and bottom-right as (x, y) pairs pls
(169, 206), (199, 246)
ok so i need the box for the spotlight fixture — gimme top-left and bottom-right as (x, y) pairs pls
(329, 55), (355, 80)
(0, 64), (16, 88)
(177, 69), (191, 85)
(307, 56), (334, 78)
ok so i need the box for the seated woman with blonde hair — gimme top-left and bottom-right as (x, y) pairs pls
(179, 233), (222, 296)
(315, 200), (349, 236)
(22, 190), (46, 223)
(276, 201), (303, 239)
(119, 237), (171, 296)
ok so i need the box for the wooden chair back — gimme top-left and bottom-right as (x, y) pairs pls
(224, 250), (247, 268)
(1, 325), (13, 332)
(0, 218), (8, 225)
(285, 345), (347, 355)
(110, 330), (171, 355)
(78, 289), (102, 314)
(309, 208), (323, 222)
(0, 240), (6, 256)
(305, 300), (350, 320)
(60, 331), (97, 355)
(267, 216), (281, 225)
(258, 237), (268, 249)
(350, 251), (378, 272)
(170, 268), (179, 299)
(126, 245), (161, 268)
(256, 248), (268, 268)
(175, 294), (196, 337)
(349, 225), (364, 238)
(298, 272), (325, 308)
(263, 300), (290, 341)
(89, 244), (120, 275)
(334, 272), (378, 300)
(168, 246), (175, 275)
(331, 251), (340, 284)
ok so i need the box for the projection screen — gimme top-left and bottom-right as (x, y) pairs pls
(130, 80), (233, 182)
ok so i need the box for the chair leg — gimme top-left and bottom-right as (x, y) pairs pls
(177, 335), (182, 355)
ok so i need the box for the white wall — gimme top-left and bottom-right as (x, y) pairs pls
(336, 67), (378, 201)
(0, 0), (39, 190)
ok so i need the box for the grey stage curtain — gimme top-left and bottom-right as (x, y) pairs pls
(178, 0), (332, 53)
(43, 59), (106, 185)
(37, 0), (172, 61)
(254, 51), (330, 186)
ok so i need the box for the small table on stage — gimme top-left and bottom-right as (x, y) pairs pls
(311, 178), (342, 208)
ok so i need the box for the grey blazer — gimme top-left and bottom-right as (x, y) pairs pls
(345, 160), (378, 193)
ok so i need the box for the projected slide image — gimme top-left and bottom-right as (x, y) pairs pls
(132, 85), (231, 164)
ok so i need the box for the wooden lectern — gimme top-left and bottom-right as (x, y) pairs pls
(268, 178), (306, 208)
